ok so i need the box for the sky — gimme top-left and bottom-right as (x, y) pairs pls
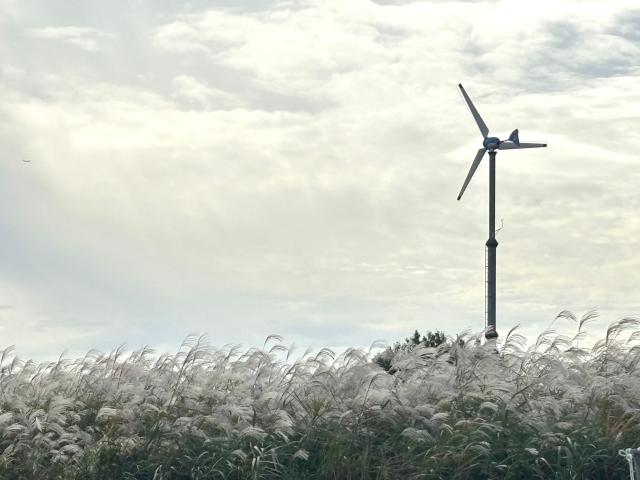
(0, 0), (638, 359)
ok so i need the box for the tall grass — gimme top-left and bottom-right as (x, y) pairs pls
(0, 314), (639, 479)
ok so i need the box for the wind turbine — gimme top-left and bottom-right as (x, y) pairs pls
(456, 84), (547, 341)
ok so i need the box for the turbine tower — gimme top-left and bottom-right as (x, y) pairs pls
(456, 84), (547, 341)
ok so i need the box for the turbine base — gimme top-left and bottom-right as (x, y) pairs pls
(485, 328), (498, 340)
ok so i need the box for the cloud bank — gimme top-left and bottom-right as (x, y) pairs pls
(0, 0), (638, 358)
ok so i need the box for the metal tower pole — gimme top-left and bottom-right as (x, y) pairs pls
(485, 150), (498, 340)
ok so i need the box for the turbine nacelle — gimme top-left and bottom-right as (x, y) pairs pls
(483, 130), (520, 151)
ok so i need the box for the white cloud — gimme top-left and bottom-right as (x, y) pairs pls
(172, 74), (246, 109)
(28, 26), (114, 51)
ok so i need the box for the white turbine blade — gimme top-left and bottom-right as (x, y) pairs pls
(457, 148), (486, 201)
(458, 84), (489, 138)
(498, 142), (547, 150)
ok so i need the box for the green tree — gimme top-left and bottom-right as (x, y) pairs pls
(374, 329), (447, 372)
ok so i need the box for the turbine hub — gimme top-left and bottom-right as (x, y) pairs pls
(483, 136), (500, 150)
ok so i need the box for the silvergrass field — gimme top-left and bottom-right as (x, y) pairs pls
(1, 312), (639, 479)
